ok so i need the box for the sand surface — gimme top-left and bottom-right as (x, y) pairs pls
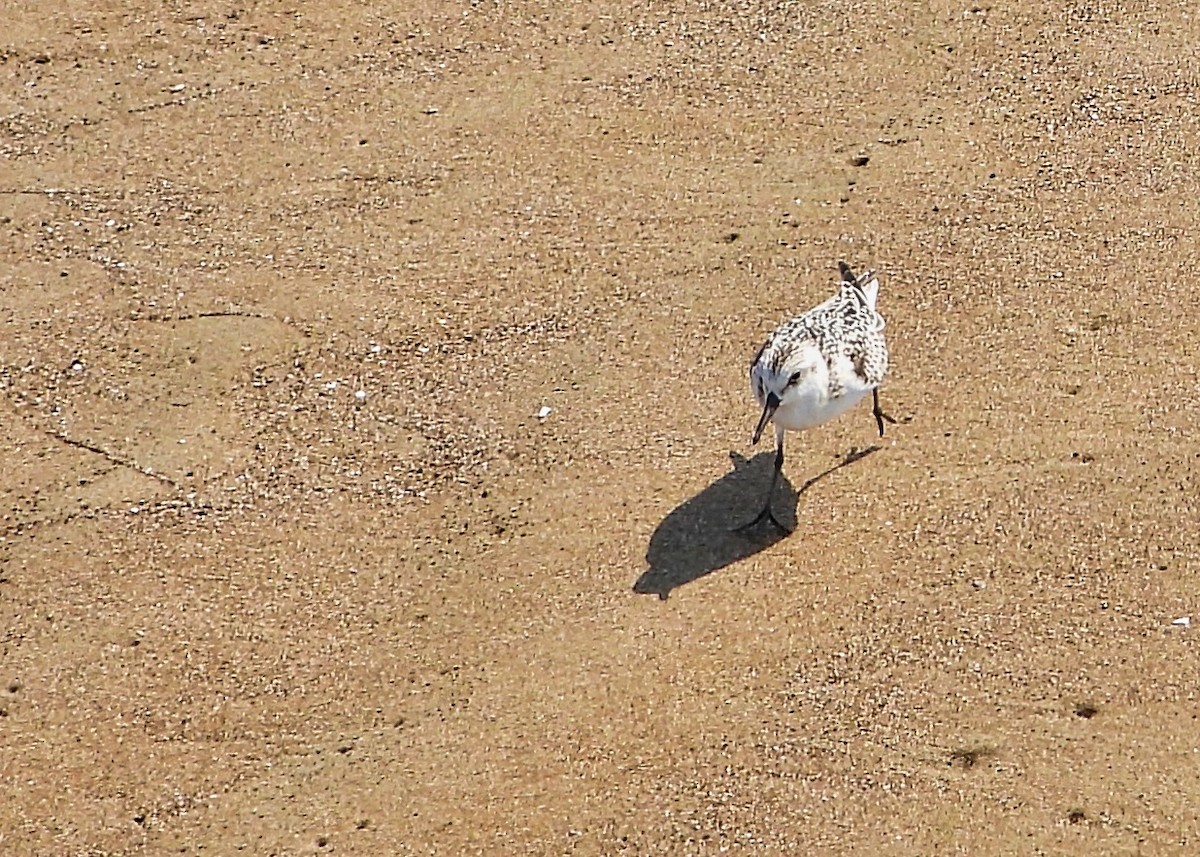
(3, 2), (1199, 854)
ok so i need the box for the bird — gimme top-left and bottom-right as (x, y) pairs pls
(741, 261), (896, 532)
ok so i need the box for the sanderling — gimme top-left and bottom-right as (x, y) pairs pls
(742, 261), (896, 532)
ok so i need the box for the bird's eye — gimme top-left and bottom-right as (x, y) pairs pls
(787, 370), (804, 386)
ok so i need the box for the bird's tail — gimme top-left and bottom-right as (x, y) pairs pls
(839, 261), (880, 309)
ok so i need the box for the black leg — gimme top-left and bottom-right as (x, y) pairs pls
(736, 434), (792, 534)
(872, 388), (897, 438)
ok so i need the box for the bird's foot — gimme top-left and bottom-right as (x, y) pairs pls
(871, 388), (898, 438)
(873, 407), (897, 438)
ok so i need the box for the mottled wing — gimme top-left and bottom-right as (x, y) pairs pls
(752, 265), (889, 400)
(748, 339), (770, 405)
(847, 333), (889, 387)
(807, 285), (889, 394)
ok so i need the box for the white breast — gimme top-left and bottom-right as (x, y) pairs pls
(771, 351), (871, 432)
(774, 381), (868, 431)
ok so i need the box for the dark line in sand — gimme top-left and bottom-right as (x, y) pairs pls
(45, 430), (181, 490)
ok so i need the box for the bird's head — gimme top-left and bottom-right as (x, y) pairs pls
(750, 344), (821, 444)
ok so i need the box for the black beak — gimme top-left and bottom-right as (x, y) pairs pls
(751, 391), (780, 445)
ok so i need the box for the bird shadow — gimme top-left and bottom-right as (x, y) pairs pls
(632, 446), (880, 600)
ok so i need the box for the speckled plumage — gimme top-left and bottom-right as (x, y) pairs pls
(752, 261), (888, 410)
(740, 261), (896, 533)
